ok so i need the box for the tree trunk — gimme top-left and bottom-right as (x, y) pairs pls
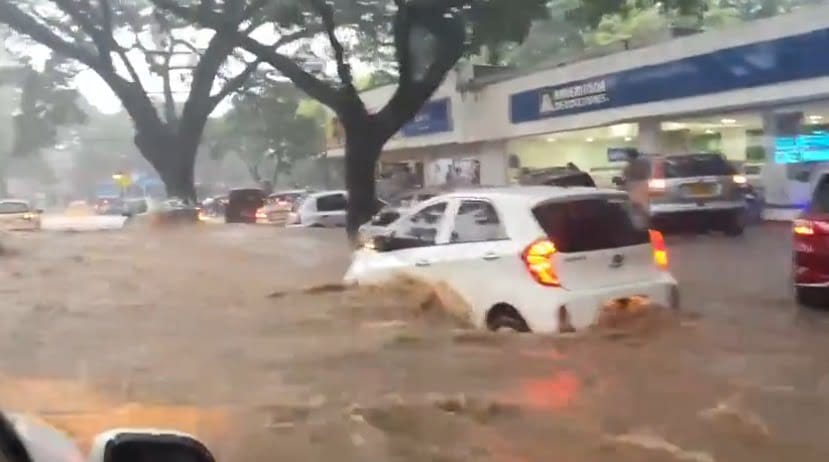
(158, 159), (197, 203)
(344, 126), (383, 245)
(136, 132), (198, 204)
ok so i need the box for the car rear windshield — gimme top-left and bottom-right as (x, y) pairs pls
(0, 202), (29, 214)
(532, 196), (649, 253)
(661, 154), (736, 178)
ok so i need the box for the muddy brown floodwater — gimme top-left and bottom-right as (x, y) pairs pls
(1, 224), (829, 462)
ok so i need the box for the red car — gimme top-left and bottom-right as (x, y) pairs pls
(793, 172), (829, 305)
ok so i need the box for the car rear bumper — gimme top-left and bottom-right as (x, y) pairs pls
(514, 273), (679, 334)
(650, 200), (745, 215)
(794, 261), (829, 287)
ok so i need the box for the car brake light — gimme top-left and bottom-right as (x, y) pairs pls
(522, 239), (560, 287)
(794, 219), (816, 236)
(648, 178), (667, 190)
(648, 229), (669, 270)
(256, 208), (267, 220)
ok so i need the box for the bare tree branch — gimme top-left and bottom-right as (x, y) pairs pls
(49, 0), (113, 65)
(309, 0), (353, 87)
(97, 0), (144, 88)
(161, 42), (178, 126)
(374, 4), (464, 137)
(210, 60), (261, 106)
(273, 25), (327, 47)
(171, 38), (203, 56)
(150, 0), (346, 112)
(240, 35), (346, 110)
(0, 0), (100, 67)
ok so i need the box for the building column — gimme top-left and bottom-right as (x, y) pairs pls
(477, 141), (509, 186)
(637, 118), (664, 155)
(761, 111), (811, 220)
(719, 127), (748, 161)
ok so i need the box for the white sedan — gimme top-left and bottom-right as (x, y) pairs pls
(0, 199), (41, 231)
(345, 186), (679, 333)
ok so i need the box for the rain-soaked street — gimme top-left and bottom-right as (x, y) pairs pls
(1, 223), (829, 462)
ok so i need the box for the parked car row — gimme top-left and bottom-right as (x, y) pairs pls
(200, 188), (388, 228)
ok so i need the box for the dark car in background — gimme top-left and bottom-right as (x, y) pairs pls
(225, 188), (266, 224)
(644, 153), (747, 236)
(518, 166), (597, 188)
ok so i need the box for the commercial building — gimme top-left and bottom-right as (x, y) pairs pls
(328, 4), (829, 218)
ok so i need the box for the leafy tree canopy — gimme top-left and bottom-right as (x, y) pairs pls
(208, 80), (322, 187)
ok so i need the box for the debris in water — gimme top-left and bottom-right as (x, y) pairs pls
(269, 283), (351, 298)
(594, 299), (676, 338)
(604, 429), (715, 462)
(698, 398), (770, 443)
(345, 275), (473, 327)
(427, 393), (520, 423)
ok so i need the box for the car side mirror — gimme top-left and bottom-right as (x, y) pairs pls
(35, 209), (44, 214)
(88, 429), (215, 462)
(612, 176), (625, 186)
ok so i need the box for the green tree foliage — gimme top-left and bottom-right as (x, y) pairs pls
(11, 59), (87, 158)
(0, 56), (86, 195)
(152, 0), (546, 240)
(507, 0), (822, 69)
(0, 0), (265, 202)
(505, 0), (587, 67)
(208, 81), (322, 187)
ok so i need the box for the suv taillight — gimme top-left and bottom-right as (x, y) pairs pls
(522, 239), (560, 287)
(649, 229), (669, 270)
(794, 219), (816, 236)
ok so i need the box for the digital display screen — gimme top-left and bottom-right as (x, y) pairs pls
(608, 147), (637, 162)
(774, 132), (829, 164)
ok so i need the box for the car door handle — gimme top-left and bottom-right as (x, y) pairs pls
(482, 252), (500, 261)
(415, 259), (431, 267)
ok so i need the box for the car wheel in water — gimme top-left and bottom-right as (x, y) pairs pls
(723, 211), (745, 237)
(796, 286), (828, 307)
(486, 304), (530, 333)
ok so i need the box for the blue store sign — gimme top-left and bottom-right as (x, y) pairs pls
(400, 97), (453, 137)
(510, 27), (829, 124)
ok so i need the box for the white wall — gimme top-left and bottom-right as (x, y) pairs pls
(509, 137), (636, 171)
(719, 128), (748, 160)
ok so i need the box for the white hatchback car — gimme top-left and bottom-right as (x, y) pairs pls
(289, 190), (387, 228)
(344, 186), (679, 333)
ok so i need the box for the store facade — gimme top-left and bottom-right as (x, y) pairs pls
(330, 4), (829, 215)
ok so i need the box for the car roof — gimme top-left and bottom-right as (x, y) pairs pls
(441, 185), (620, 203)
(270, 189), (307, 196)
(307, 189), (347, 198)
(0, 199), (29, 205)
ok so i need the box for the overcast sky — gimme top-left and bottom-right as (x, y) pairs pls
(5, 24), (373, 116)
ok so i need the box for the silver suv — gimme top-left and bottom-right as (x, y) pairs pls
(643, 153), (748, 236)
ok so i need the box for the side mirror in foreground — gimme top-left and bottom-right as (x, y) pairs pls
(89, 429), (215, 462)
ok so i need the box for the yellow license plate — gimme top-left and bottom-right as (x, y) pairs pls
(686, 183), (716, 197)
